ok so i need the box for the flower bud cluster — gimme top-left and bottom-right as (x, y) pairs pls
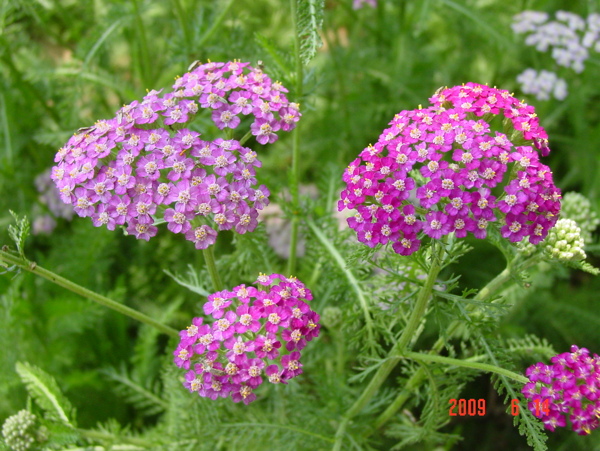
(561, 192), (599, 244)
(516, 69), (568, 102)
(321, 306), (342, 329)
(2, 410), (46, 451)
(522, 345), (600, 435)
(543, 218), (586, 261)
(339, 83), (560, 256)
(51, 61), (299, 248)
(173, 274), (320, 404)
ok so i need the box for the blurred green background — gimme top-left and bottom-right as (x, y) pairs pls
(1, 0), (600, 449)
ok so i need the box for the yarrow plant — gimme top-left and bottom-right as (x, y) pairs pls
(32, 169), (74, 235)
(50, 61), (300, 248)
(516, 69), (568, 102)
(1, 410), (47, 451)
(522, 345), (600, 435)
(339, 83), (561, 255)
(173, 274), (320, 404)
(512, 11), (600, 100)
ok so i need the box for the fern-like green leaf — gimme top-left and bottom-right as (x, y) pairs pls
(7, 211), (30, 259)
(164, 264), (211, 297)
(562, 259), (600, 275)
(103, 366), (168, 417)
(296, 0), (324, 66)
(480, 337), (548, 451)
(15, 362), (75, 426)
(505, 335), (556, 362)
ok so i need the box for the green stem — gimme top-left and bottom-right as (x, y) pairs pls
(238, 129), (253, 146)
(395, 240), (446, 351)
(131, 0), (152, 88)
(374, 370), (425, 429)
(171, 0), (192, 55)
(332, 241), (446, 450)
(0, 250), (179, 338)
(404, 352), (528, 384)
(203, 246), (224, 292)
(77, 428), (156, 447)
(307, 219), (375, 347)
(372, 253), (542, 430)
(287, 0), (304, 276)
(196, 0), (235, 50)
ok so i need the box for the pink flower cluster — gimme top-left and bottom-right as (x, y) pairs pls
(173, 274), (320, 404)
(51, 61), (299, 248)
(339, 83), (561, 256)
(430, 83), (551, 156)
(522, 345), (600, 435)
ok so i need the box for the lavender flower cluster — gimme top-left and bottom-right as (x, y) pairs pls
(51, 61), (300, 248)
(512, 11), (600, 100)
(353, 0), (377, 9)
(173, 274), (320, 404)
(32, 169), (74, 235)
(522, 345), (600, 435)
(339, 83), (561, 256)
(516, 69), (568, 102)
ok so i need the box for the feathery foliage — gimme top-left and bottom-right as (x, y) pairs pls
(295, 0), (325, 66)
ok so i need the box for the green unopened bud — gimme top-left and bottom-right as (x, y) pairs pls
(543, 219), (586, 261)
(2, 410), (46, 451)
(321, 306), (342, 329)
(560, 192), (599, 244)
(517, 240), (537, 256)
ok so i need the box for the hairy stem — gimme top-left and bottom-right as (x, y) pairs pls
(171, 0), (192, 55)
(77, 428), (156, 447)
(287, 0), (304, 275)
(196, 0), (236, 50)
(307, 219), (375, 347)
(203, 246), (224, 292)
(0, 250), (179, 338)
(404, 351), (529, 384)
(372, 252), (542, 430)
(131, 0), (152, 88)
(332, 241), (446, 450)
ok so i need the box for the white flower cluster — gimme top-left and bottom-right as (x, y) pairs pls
(513, 10), (600, 100)
(560, 192), (600, 244)
(513, 10), (600, 73)
(516, 69), (568, 101)
(1, 410), (45, 451)
(543, 218), (586, 261)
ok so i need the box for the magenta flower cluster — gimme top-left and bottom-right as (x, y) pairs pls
(522, 345), (600, 435)
(430, 83), (551, 156)
(51, 61), (300, 248)
(173, 274), (320, 404)
(339, 83), (561, 256)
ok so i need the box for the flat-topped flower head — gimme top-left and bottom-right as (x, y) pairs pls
(51, 60), (300, 249)
(522, 345), (600, 435)
(173, 60), (300, 142)
(339, 88), (561, 256)
(53, 127), (268, 248)
(173, 274), (320, 404)
(430, 83), (552, 156)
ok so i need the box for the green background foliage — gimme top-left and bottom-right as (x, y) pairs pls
(1, 0), (600, 449)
